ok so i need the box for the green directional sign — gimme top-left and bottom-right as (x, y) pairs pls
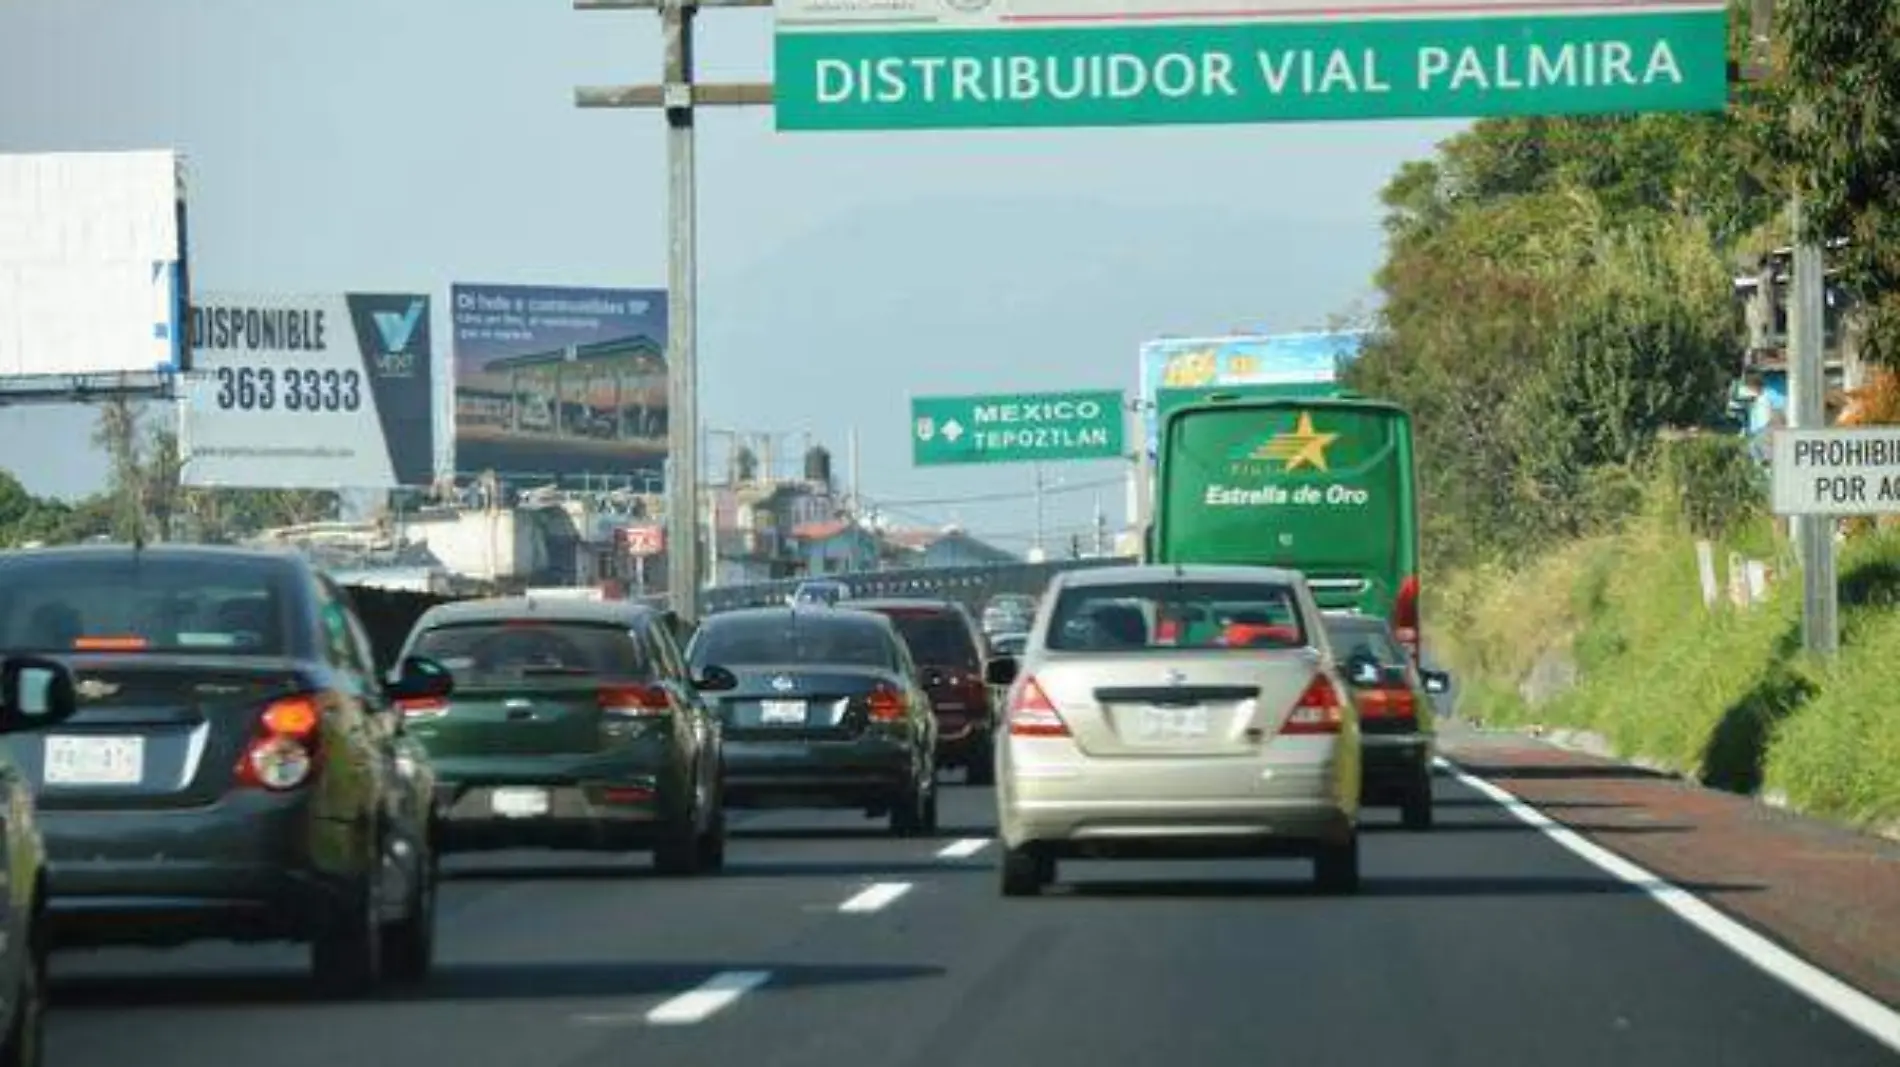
(773, 0), (1729, 132)
(912, 389), (1126, 466)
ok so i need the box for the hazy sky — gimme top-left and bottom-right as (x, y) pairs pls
(0, 0), (1464, 553)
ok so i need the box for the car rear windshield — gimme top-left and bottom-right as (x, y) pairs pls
(0, 555), (293, 656)
(411, 620), (652, 685)
(877, 611), (978, 669)
(1324, 619), (1407, 667)
(1045, 580), (1307, 653)
(689, 613), (893, 671)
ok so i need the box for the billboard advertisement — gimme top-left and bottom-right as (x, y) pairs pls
(450, 284), (668, 486)
(0, 150), (189, 379)
(1137, 331), (1368, 457)
(177, 292), (436, 490)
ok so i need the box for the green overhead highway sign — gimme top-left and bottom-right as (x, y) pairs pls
(772, 0), (1729, 132)
(912, 389), (1127, 466)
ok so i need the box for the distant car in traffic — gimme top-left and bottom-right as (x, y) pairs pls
(1322, 612), (1445, 831)
(788, 580), (851, 608)
(980, 594), (1037, 636)
(988, 632), (1028, 657)
(688, 606), (939, 835)
(852, 598), (999, 786)
(0, 654), (82, 1066)
(396, 597), (732, 875)
(0, 545), (447, 995)
(986, 564), (1362, 896)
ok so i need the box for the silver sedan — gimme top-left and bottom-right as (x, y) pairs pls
(986, 564), (1362, 896)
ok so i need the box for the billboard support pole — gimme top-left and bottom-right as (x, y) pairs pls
(577, 0), (772, 619)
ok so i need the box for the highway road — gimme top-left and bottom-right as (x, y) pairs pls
(44, 769), (1900, 1067)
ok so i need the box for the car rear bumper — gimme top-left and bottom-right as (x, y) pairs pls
(1360, 735), (1433, 798)
(999, 748), (1356, 852)
(434, 778), (685, 852)
(35, 793), (363, 950)
(722, 737), (914, 809)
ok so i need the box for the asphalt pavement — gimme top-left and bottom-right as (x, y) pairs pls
(45, 769), (1900, 1067)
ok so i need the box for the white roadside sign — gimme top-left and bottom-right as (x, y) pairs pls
(1770, 427), (1900, 516)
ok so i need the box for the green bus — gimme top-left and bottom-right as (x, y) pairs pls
(1149, 394), (1423, 661)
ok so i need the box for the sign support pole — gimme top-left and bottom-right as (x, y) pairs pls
(576, 0), (772, 618)
(1789, 191), (1839, 658)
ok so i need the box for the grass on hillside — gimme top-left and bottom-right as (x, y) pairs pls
(1435, 495), (1900, 831)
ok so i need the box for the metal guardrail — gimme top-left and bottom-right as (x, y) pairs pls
(699, 556), (1137, 614)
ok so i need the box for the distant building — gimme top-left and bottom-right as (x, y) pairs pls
(879, 526), (1018, 569)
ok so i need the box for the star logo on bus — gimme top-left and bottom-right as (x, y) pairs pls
(1248, 413), (1339, 472)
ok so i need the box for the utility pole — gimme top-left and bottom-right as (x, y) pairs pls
(575, 0), (772, 619)
(1032, 463), (1047, 560)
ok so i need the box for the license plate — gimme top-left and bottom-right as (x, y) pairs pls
(1138, 707), (1209, 741)
(491, 787), (550, 818)
(759, 700), (807, 725)
(43, 736), (144, 787)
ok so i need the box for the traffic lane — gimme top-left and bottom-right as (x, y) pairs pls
(42, 796), (993, 1067)
(590, 773), (1897, 1067)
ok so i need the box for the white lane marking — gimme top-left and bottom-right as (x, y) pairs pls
(644, 970), (772, 1026)
(937, 837), (992, 859)
(839, 881), (913, 913)
(1439, 756), (1900, 1054)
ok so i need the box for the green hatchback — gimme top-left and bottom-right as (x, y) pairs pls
(396, 597), (733, 875)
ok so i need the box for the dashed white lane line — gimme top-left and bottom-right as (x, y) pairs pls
(644, 970), (773, 1026)
(937, 837), (992, 859)
(1437, 756), (1900, 1055)
(839, 881), (913, 913)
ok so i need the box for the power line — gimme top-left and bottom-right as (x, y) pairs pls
(869, 475), (1124, 509)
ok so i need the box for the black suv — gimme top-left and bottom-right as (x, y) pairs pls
(853, 599), (999, 785)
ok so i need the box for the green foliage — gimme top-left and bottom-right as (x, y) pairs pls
(1782, 0), (1900, 365)
(1657, 434), (1767, 540)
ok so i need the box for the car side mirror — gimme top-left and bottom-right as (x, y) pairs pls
(1345, 655), (1384, 688)
(695, 664), (738, 693)
(984, 655), (1019, 687)
(387, 655), (455, 703)
(0, 657), (77, 732)
(1421, 669), (1452, 695)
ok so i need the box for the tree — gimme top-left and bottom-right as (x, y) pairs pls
(1782, 0), (1900, 364)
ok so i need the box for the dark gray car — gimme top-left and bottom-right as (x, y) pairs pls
(689, 607), (939, 835)
(0, 546), (450, 996)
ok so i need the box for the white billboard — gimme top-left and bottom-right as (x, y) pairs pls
(1771, 427), (1900, 516)
(178, 292), (438, 491)
(0, 150), (187, 379)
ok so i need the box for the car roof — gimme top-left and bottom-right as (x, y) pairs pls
(419, 596), (661, 627)
(1056, 563), (1307, 588)
(0, 543), (309, 568)
(703, 605), (894, 628)
(849, 597), (963, 613)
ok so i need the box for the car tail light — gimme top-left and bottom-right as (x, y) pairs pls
(234, 693), (325, 791)
(1358, 685), (1417, 720)
(1282, 674), (1346, 735)
(599, 684), (672, 717)
(867, 685), (908, 722)
(1006, 676), (1069, 737)
(1393, 575), (1421, 663)
(396, 694), (450, 718)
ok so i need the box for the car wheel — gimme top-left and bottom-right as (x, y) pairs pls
(890, 773), (933, 837)
(313, 875), (384, 997)
(965, 737), (996, 787)
(1000, 844), (1047, 897)
(382, 835), (437, 985)
(1314, 833), (1361, 895)
(696, 805), (727, 873)
(1401, 771), (1434, 832)
(0, 912), (46, 1067)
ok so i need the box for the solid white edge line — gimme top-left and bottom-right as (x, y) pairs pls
(1437, 756), (1900, 1054)
(839, 881), (913, 913)
(937, 837), (992, 859)
(644, 970), (772, 1026)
